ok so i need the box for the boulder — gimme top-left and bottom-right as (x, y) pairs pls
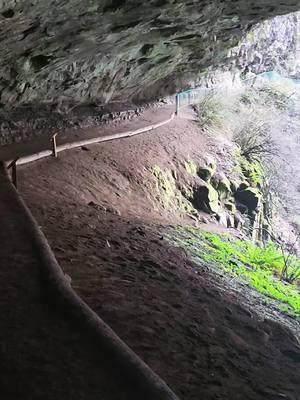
(193, 183), (219, 214)
(212, 172), (232, 200)
(236, 201), (248, 214)
(217, 211), (235, 228)
(234, 212), (246, 229)
(238, 181), (250, 191)
(198, 167), (213, 182)
(197, 160), (217, 182)
(199, 215), (210, 224)
(227, 213), (235, 228)
(216, 212), (227, 227)
(235, 187), (261, 212)
(230, 180), (240, 193)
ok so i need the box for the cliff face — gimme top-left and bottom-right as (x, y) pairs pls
(0, 0), (299, 111)
(230, 12), (300, 78)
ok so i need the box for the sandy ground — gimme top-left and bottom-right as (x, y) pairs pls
(18, 108), (300, 400)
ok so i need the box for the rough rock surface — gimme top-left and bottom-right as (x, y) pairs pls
(229, 12), (300, 77)
(0, 0), (299, 113)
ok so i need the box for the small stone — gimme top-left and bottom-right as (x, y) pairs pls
(216, 211), (234, 228)
(199, 215), (209, 224)
(224, 202), (236, 213)
(64, 274), (72, 285)
(88, 201), (106, 211)
(106, 207), (121, 216)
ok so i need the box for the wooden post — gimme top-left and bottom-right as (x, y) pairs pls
(12, 161), (17, 188)
(175, 94), (179, 116)
(7, 159), (19, 188)
(52, 133), (58, 158)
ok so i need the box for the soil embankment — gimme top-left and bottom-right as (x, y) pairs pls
(19, 108), (300, 400)
(0, 165), (141, 400)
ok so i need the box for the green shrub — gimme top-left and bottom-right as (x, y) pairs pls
(233, 120), (277, 161)
(194, 92), (222, 128)
(258, 83), (294, 111)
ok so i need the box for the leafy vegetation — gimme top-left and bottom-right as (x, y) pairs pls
(193, 92), (222, 128)
(168, 227), (300, 317)
(175, 78), (300, 318)
(257, 82), (295, 111)
(233, 120), (278, 161)
(232, 146), (265, 186)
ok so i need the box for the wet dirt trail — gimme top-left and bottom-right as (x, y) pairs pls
(0, 164), (140, 400)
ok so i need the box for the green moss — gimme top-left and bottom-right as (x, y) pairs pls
(168, 227), (300, 317)
(184, 159), (198, 176)
(206, 184), (219, 213)
(213, 173), (232, 200)
(151, 165), (196, 214)
(152, 165), (175, 204)
(240, 159), (264, 187)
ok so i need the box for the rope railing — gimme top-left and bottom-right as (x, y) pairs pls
(175, 85), (234, 114)
(175, 88), (209, 114)
(174, 70), (292, 115)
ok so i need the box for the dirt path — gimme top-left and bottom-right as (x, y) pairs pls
(0, 104), (175, 162)
(0, 165), (143, 400)
(19, 111), (300, 400)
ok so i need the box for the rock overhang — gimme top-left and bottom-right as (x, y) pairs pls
(0, 0), (299, 110)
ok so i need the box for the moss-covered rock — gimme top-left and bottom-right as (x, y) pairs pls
(230, 180), (240, 193)
(152, 165), (175, 205)
(193, 183), (219, 214)
(212, 172), (232, 200)
(219, 176), (231, 193)
(198, 160), (217, 182)
(241, 159), (264, 188)
(234, 212), (245, 229)
(151, 165), (196, 214)
(184, 160), (198, 176)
